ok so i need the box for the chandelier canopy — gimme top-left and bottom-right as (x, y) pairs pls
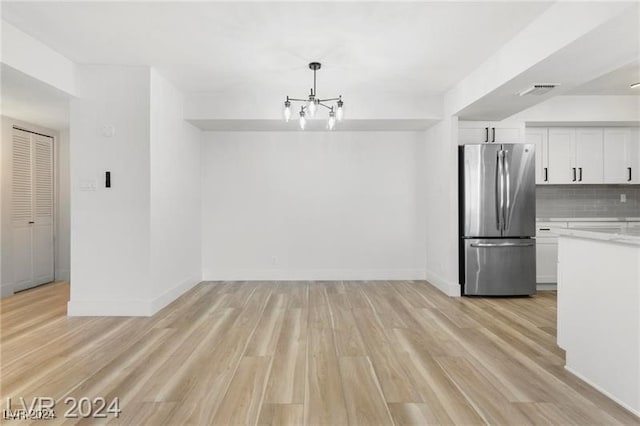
(283, 62), (344, 130)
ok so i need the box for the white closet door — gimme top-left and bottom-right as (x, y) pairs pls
(32, 134), (55, 285)
(12, 129), (33, 288)
(11, 128), (54, 291)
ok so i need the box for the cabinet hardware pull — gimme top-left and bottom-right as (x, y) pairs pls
(578, 167), (583, 182)
(484, 127), (489, 143)
(539, 228), (550, 231)
(629, 167), (632, 182)
(572, 167), (576, 182)
(28, 221), (34, 224)
(544, 167), (548, 182)
(492, 127), (496, 143)
(471, 242), (535, 248)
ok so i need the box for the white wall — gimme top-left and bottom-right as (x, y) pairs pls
(201, 131), (427, 280)
(149, 69), (202, 311)
(0, 116), (60, 297)
(68, 65), (152, 315)
(423, 117), (461, 296)
(68, 65), (203, 316)
(56, 128), (70, 281)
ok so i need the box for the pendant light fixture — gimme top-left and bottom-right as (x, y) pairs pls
(282, 62), (344, 130)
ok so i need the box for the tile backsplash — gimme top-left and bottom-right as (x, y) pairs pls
(536, 185), (640, 218)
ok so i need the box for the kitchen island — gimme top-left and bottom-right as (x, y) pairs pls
(555, 226), (640, 416)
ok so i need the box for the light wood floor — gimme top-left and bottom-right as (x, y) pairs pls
(1, 281), (638, 425)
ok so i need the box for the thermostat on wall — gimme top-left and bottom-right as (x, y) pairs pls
(101, 124), (116, 138)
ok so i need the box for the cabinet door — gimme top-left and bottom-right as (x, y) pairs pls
(603, 128), (632, 184)
(536, 239), (558, 283)
(548, 128), (575, 184)
(630, 128), (640, 184)
(458, 121), (490, 144)
(492, 121), (524, 144)
(575, 128), (603, 184)
(526, 128), (548, 184)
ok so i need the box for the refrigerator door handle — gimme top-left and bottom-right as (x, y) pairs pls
(495, 150), (504, 230)
(503, 150), (511, 231)
(471, 242), (535, 248)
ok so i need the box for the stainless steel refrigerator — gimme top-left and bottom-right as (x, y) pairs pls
(459, 143), (536, 296)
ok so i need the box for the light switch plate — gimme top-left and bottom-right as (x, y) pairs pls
(80, 180), (97, 191)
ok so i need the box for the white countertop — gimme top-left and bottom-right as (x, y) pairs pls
(554, 226), (640, 246)
(537, 217), (640, 222)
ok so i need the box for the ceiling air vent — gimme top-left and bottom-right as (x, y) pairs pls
(518, 84), (558, 96)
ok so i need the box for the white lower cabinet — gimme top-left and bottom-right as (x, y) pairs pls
(536, 239), (559, 283)
(536, 222), (566, 284)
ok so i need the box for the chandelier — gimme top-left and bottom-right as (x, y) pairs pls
(283, 62), (344, 130)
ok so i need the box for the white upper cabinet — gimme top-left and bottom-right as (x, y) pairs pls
(603, 128), (640, 184)
(545, 127), (604, 184)
(547, 128), (575, 184)
(459, 121), (524, 144)
(526, 128), (549, 184)
(574, 128), (603, 184)
(528, 126), (637, 185)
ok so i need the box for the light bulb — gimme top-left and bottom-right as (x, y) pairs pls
(307, 95), (317, 117)
(299, 110), (306, 130)
(283, 100), (291, 122)
(336, 99), (344, 121)
(327, 110), (336, 130)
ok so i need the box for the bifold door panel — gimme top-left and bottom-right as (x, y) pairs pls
(11, 128), (54, 291)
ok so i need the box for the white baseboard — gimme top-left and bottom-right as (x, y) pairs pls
(424, 270), (461, 297)
(55, 269), (70, 281)
(68, 276), (201, 317)
(148, 276), (200, 315)
(564, 365), (640, 418)
(202, 269), (426, 281)
(536, 283), (557, 291)
(67, 299), (152, 316)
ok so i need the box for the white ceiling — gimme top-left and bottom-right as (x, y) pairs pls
(1, 64), (70, 130)
(457, 6), (640, 121)
(568, 61), (640, 95)
(1, 1), (552, 99)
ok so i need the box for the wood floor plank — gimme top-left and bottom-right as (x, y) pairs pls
(210, 356), (273, 426)
(258, 403), (304, 426)
(263, 308), (307, 404)
(304, 327), (349, 426)
(435, 356), (543, 425)
(352, 307), (423, 403)
(338, 356), (394, 425)
(398, 349), (480, 425)
(387, 402), (441, 426)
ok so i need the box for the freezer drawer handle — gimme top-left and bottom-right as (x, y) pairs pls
(470, 242), (535, 248)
